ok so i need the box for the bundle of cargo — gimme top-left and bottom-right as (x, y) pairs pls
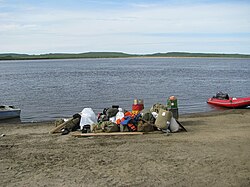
(50, 96), (186, 136)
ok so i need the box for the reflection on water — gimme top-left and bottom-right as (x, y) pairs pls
(0, 117), (21, 124)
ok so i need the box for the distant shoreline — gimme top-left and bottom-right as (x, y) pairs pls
(2, 56), (250, 61)
(1, 52), (250, 61)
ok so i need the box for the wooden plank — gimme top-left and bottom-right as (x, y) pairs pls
(71, 132), (144, 137)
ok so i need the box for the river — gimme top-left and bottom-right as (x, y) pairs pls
(0, 57), (249, 122)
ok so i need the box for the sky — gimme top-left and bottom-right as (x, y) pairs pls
(0, 0), (250, 54)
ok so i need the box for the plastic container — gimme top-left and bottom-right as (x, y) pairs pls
(132, 104), (144, 111)
(167, 96), (178, 109)
(132, 99), (144, 112)
(169, 108), (179, 119)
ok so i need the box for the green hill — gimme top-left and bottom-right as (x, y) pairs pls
(0, 52), (249, 60)
(145, 52), (250, 58)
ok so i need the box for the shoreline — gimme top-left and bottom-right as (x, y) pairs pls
(1, 51), (250, 61)
(0, 108), (249, 126)
(1, 56), (250, 61)
(180, 107), (250, 117)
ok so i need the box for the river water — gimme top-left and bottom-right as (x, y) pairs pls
(0, 57), (249, 122)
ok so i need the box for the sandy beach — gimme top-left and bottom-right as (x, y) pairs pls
(0, 109), (249, 187)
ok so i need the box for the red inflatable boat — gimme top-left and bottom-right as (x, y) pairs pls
(207, 95), (250, 108)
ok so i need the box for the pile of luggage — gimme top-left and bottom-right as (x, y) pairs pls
(53, 96), (186, 135)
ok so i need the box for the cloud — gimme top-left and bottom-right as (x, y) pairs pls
(0, 0), (250, 54)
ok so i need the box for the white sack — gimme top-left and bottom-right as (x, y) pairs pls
(115, 108), (124, 122)
(170, 117), (180, 132)
(79, 108), (97, 130)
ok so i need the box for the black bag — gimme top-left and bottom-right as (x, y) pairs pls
(106, 108), (119, 117)
(214, 92), (229, 100)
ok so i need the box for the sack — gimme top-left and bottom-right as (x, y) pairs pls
(120, 125), (129, 132)
(141, 111), (155, 124)
(102, 121), (119, 133)
(79, 108), (97, 130)
(155, 109), (172, 129)
(97, 113), (109, 122)
(73, 113), (81, 119)
(137, 111), (155, 132)
(150, 103), (166, 113)
(106, 108), (119, 117)
(92, 121), (119, 133)
(169, 117), (180, 132)
(65, 118), (80, 131)
(115, 109), (124, 124)
(137, 120), (154, 132)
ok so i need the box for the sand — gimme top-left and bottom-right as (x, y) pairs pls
(0, 109), (250, 187)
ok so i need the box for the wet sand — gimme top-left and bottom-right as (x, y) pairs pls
(0, 109), (250, 186)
